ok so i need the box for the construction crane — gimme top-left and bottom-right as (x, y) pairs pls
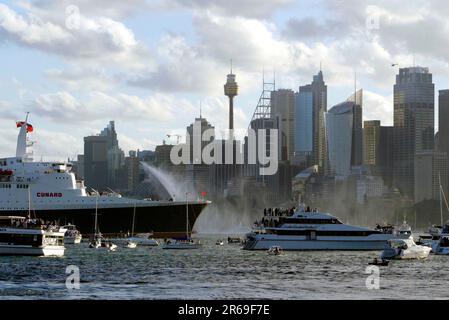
(167, 134), (182, 144)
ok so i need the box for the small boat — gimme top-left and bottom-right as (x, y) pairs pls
(216, 240), (224, 246)
(125, 240), (137, 249)
(63, 224), (82, 244)
(227, 237), (242, 244)
(369, 258), (389, 266)
(88, 195), (117, 251)
(381, 238), (431, 260)
(162, 238), (202, 250)
(162, 193), (201, 250)
(268, 246), (283, 255)
(433, 235), (449, 255)
(0, 216), (66, 256)
(127, 233), (159, 246)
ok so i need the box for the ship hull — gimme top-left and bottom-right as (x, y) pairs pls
(0, 202), (208, 238)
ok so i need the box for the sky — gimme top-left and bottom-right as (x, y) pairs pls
(0, 0), (449, 160)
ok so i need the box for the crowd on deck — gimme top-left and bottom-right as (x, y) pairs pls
(253, 206), (319, 228)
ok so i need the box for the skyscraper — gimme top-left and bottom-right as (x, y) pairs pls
(393, 67), (434, 198)
(347, 89), (363, 166)
(84, 135), (108, 191)
(294, 86), (313, 165)
(311, 71), (327, 171)
(439, 90), (449, 153)
(326, 102), (354, 177)
(326, 91), (363, 178)
(363, 120), (381, 166)
(271, 89), (295, 161)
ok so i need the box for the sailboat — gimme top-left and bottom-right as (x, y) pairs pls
(89, 193), (117, 251)
(126, 203), (158, 247)
(433, 173), (449, 255)
(162, 193), (202, 250)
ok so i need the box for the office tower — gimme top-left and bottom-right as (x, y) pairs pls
(326, 91), (362, 177)
(83, 135), (108, 191)
(294, 87), (313, 165)
(347, 89), (363, 166)
(125, 151), (141, 193)
(439, 90), (449, 153)
(364, 120), (381, 166)
(394, 67), (434, 198)
(154, 142), (174, 168)
(186, 116), (215, 164)
(224, 67), (238, 133)
(326, 102), (354, 177)
(271, 89), (295, 161)
(379, 126), (394, 186)
(311, 71), (327, 170)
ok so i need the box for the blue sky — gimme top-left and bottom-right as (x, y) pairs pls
(0, 0), (448, 160)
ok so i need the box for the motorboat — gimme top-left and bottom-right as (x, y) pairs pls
(216, 240), (224, 246)
(244, 206), (412, 251)
(0, 216), (66, 256)
(63, 224), (82, 244)
(369, 258), (389, 266)
(380, 238), (431, 260)
(126, 233), (159, 247)
(89, 235), (117, 251)
(125, 240), (137, 249)
(162, 238), (202, 250)
(227, 237), (242, 244)
(268, 246), (283, 255)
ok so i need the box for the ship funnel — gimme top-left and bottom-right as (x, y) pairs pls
(15, 113), (33, 160)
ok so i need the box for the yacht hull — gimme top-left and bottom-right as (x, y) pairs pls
(244, 235), (410, 251)
(0, 245), (65, 256)
(0, 202), (208, 238)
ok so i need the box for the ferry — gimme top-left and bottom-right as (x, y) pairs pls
(0, 216), (66, 256)
(0, 116), (209, 237)
(243, 206), (412, 251)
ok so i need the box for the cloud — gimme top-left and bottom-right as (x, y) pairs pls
(27, 91), (175, 124)
(164, 0), (293, 19)
(0, 3), (150, 67)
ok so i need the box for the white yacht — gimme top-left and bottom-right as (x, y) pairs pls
(126, 233), (159, 246)
(63, 224), (82, 244)
(243, 207), (411, 251)
(380, 238), (431, 260)
(0, 216), (66, 256)
(432, 220), (449, 255)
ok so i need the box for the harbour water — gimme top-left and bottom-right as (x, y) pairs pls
(1, 237), (448, 300)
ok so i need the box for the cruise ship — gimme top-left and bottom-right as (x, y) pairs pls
(0, 117), (209, 237)
(243, 207), (411, 251)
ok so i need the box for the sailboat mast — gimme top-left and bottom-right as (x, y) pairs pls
(95, 194), (98, 235)
(132, 202), (136, 237)
(440, 172), (443, 227)
(186, 193), (189, 239)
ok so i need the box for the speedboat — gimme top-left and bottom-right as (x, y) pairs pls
(126, 233), (159, 246)
(162, 238), (202, 250)
(380, 238), (431, 260)
(216, 240), (224, 246)
(227, 237), (242, 244)
(125, 240), (137, 249)
(369, 258), (389, 266)
(0, 216), (66, 256)
(268, 246), (283, 255)
(63, 224), (82, 244)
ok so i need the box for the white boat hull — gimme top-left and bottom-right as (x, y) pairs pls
(244, 234), (410, 251)
(0, 244), (65, 256)
(162, 243), (202, 250)
(64, 236), (82, 244)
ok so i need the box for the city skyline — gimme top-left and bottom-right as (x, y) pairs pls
(2, 1), (449, 160)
